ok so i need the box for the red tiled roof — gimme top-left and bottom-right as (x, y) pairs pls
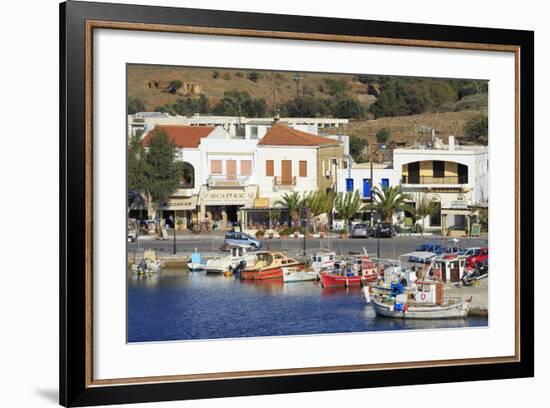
(258, 123), (341, 147)
(141, 125), (215, 148)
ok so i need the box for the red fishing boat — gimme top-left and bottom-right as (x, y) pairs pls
(319, 272), (363, 288)
(320, 250), (381, 288)
(359, 252), (381, 283)
(240, 251), (304, 281)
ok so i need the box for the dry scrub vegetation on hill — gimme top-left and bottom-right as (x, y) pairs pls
(127, 65), (489, 148)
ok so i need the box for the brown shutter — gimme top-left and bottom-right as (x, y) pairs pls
(211, 160), (222, 174)
(266, 160), (274, 177)
(281, 160), (292, 184)
(241, 160), (252, 176)
(299, 160), (307, 177)
(227, 160), (237, 179)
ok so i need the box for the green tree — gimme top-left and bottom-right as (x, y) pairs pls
(127, 133), (148, 193)
(376, 128), (390, 144)
(464, 113), (488, 145)
(349, 136), (368, 162)
(410, 193), (438, 236)
(371, 185), (410, 223)
(128, 97), (145, 114)
(323, 78), (348, 96)
(275, 191), (303, 227)
(281, 96), (330, 117)
(334, 191), (363, 230)
(213, 90), (267, 117)
(142, 129), (182, 230)
(302, 190), (336, 232)
(331, 97), (365, 119)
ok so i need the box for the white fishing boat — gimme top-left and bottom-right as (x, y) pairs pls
(205, 245), (257, 274)
(365, 280), (472, 319)
(282, 267), (318, 283)
(310, 251), (336, 275)
(187, 250), (206, 271)
(131, 250), (164, 277)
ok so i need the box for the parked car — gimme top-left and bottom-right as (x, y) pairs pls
(350, 223), (371, 238)
(459, 247), (482, 257)
(373, 222), (395, 238)
(466, 247), (488, 268)
(224, 232), (263, 249)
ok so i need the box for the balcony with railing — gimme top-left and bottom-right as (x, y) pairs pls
(207, 174), (249, 188)
(273, 176), (297, 189)
(401, 175), (468, 186)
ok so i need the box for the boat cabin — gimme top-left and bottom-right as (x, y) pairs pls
(435, 255), (466, 283)
(414, 281), (443, 305)
(310, 251), (336, 273)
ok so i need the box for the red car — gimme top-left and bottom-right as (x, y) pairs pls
(466, 247), (488, 268)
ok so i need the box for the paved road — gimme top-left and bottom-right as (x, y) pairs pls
(128, 235), (488, 260)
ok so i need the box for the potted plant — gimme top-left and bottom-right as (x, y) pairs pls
(279, 227), (292, 239)
(339, 227), (348, 239)
(268, 231), (274, 239)
(255, 229), (265, 239)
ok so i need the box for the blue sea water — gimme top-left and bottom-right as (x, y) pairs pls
(127, 269), (488, 343)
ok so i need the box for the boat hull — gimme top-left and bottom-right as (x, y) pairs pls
(370, 297), (471, 319)
(242, 264), (304, 281)
(320, 273), (363, 288)
(283, 270), (318, 283)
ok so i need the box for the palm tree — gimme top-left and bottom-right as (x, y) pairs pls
(302, 190), (336, 232)
(275, 191), (303, 227)
(334, 191), (363, 231)
(371, 185), (410, 224)
(410, 193), (438, 236)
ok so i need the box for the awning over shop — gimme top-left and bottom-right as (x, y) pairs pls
(163, 195), (198, 211)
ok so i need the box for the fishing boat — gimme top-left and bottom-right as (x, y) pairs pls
(282, 267), (318, 283)
(205, 245), (257, 274)
(241, 251), (304, 280)
(365, 280), (472, 319)
(319, 271), (363, 288)
(187, 250), (205, 271)
(319, 249), (380, 288)
(310, 251), (336, 275)
(356, 249), (380, 283)
(131, 250), (164, 277)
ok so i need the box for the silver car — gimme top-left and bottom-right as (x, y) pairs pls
(350, 223), (370, 238)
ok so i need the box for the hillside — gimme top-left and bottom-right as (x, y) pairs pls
(128, 64), (375, 112)
(325, 110), (488, 147)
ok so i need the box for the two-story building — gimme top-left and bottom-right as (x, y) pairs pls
(336, 135), (488, 234)
(238, 121), (344, 228)
(393, 136), (488, 234)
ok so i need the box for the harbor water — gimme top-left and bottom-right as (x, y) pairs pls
(127, 267), (488, 343)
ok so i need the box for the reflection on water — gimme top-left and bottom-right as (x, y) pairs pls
(127, 267), (488, 343)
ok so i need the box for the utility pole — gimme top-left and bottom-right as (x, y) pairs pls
(370, 143), (374, 227)
(172, 215), (177, 255)
(293, 73), (303, 97)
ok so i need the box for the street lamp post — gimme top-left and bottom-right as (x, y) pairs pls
(172, 216), (177, 255)
(302, 208), (309, 257)
(377, 224), (381, 259)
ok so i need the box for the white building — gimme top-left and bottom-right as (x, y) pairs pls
(394, 136), (488, 234)
(136, 118), (346, 230)
(337, 135), (488, 234)
(128, 112), (348, 138)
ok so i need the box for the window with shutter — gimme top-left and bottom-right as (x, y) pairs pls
(211, 160), (222, 174)
(299, 160), (307, 177)
(266, 160), (274, 177)
(241, 160), (252, 176)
